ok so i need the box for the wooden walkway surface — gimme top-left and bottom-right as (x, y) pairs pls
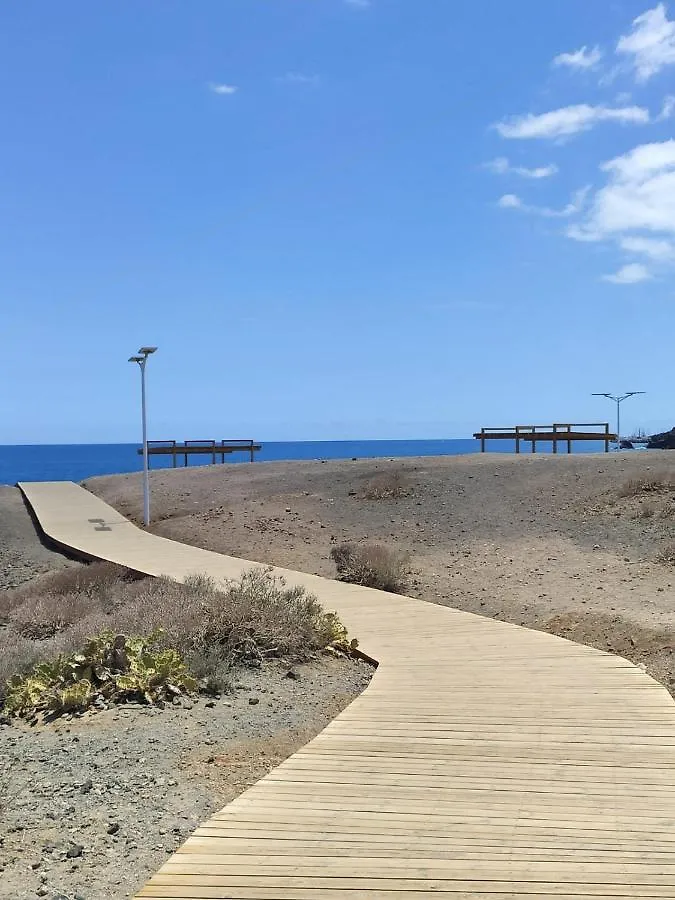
(19, 480), (675, 899)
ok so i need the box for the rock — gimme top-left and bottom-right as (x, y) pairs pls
(285, 670), (300, 680)
(78, 779), (93, 794)
(30, 860), (41, 870)
(204, 701), (216, 709)
(647, 426), (675, 449)
(248, 697), (260, 706)
(66, 844), (84, 859)
(107, 823), (120, 835)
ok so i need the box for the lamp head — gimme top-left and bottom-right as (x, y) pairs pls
(138, 346), (158, 356)
(128, 356), (144, 364)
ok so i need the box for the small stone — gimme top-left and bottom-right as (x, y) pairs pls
(66, 844), (84, 858)
(248, 697), (260, 706)
(205, 701), (216, 709)
(30, 860), (41, 870)
(79, 779), (93, 794)
(286, 670), (300, 680)
(107, 823), (120, 835)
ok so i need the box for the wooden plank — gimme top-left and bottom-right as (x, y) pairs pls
(16, 481), (675, 900)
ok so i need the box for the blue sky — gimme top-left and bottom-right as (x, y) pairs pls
(2, 0), (675, 443)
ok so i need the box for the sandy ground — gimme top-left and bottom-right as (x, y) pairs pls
(89, 451), (675, 691)
(0, 487), (77, 590)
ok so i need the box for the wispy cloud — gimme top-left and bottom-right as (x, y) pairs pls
(485, 157), (558, 178)
(602, 262), (653, 283)
(495, 104), (650, 140)
(658, 94), (675, 119)
(277, 72), (321, 87)
(497, 187), (589, 218)
(616, 3), (675, 82)
(552, 45), (603, 70)
(209, 83), (238, 95)
(620, 235), (675, 260)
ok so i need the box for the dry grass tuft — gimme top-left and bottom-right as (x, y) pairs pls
(0, 563), (351, 705)
(360, 471), (414, 501)
(656, 544), (675, 566)
(330, 543), (409, 594)
(618, 473), (675, 498)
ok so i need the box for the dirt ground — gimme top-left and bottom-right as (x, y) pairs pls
(89, 451), (675, 692)
(0, 487), (77, 591)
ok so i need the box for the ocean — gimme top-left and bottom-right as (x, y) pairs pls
(0, 438), (611, 486)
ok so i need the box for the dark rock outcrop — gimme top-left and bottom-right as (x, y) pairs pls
(647, 427), (675, 449)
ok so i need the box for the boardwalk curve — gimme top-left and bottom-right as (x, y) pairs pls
(18, 480), (675, 899)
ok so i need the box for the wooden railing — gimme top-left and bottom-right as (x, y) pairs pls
(473, 423), (614, 454)
(138, 439), (262, 467)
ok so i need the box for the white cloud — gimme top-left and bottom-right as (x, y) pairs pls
(602, 262), (653, 283)
(616, 3), (675, 82)
(495, 104), (650, 140)
(485, 157), (558, 178)
(573, 140), (675, 240)
(497, 193), (523, 209)
(565, 140), (675, 279)
(209, 83), (238, 95)
(553, 45), (603, 70)
(620, 235), (675, 259)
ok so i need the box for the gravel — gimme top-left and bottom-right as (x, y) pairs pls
(0, 657), (373, 900)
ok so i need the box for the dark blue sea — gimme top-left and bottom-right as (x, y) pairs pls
(0, 439), (610, 486)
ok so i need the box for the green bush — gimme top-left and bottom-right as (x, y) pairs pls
(4, 630), (196, 718)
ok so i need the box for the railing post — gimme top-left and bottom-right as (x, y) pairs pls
(552, 424), (558, 455)
(480, 429), (485, 453)
(515, 426), (521, 455)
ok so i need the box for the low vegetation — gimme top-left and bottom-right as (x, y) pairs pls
(618, 472), (675, 498)
(331, 543), (409, 594)
(656, 544), (675, 566)
(360, 471), (414, 501)
(0, 562), (354, 718)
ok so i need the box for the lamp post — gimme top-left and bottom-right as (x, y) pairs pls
(129, 347), (158, 526)
(592, 392), (645, 450)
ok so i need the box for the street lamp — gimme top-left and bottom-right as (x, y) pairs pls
(129, 346), (158, 526)
(592, 392), (645, 450)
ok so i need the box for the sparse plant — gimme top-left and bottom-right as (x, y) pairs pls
(618, 473), (675, 498)
(637, 500), (656, 519)
(360, 472), (413, 501)
(4, 630), (197, 718)
(656, 545), (675, 566)
(331, 543), (409, 594)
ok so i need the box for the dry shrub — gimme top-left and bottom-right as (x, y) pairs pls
(637, 500), (657, 520)
(361, 472), (413, 501)
(0, 564), (351, 705)
(618, 473), (675, 498)
(331, 543), (409, 594)
(656, 544), (675, 566)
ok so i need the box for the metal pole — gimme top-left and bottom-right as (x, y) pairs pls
(616, 398), (621, 449)
(140, 359), (150, 527)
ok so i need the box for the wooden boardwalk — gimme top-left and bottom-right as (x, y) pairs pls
(19, 480), (675, 900)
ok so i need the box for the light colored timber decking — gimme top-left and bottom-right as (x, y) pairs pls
(18, 480), (675, 900)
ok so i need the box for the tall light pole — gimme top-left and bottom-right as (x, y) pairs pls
(129, 347), (158, 526)
(592, 392), (645, 449)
